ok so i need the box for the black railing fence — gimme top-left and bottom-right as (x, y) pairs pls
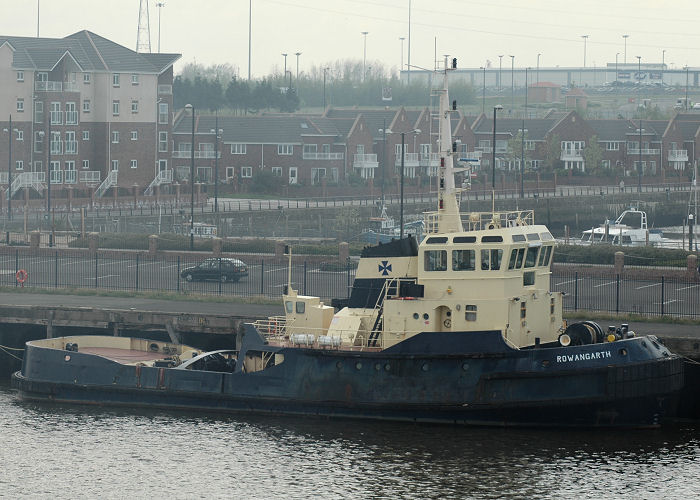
(1, 250), (698, 318)
(551, 271), (700, 318)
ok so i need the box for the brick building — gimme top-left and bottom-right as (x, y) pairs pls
(0, 31), (179, 208)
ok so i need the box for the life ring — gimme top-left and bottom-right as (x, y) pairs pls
(15, 269), (28, 285)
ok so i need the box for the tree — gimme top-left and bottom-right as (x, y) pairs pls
(542, 133), (561, 174)
(582, 135), (604, 175)
(506, 130), (528, 173)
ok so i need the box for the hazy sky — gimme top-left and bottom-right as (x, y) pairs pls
(2, 0), (699, 77)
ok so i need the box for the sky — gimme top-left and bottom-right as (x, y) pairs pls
(2, 0), (700, 78)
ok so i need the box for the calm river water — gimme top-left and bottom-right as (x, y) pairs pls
(1, 381), (698, 499)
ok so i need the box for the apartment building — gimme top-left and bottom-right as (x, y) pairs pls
(0, 31), (180, 206)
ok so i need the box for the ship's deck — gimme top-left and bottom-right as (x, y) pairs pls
(79, 347), (169, 365)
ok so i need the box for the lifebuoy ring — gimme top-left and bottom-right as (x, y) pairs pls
(16, 269), (28, 286)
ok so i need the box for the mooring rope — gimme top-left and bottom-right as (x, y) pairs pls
(0, 345), (23, 361)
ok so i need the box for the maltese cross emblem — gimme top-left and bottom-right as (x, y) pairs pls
(378, 260), (392, 276)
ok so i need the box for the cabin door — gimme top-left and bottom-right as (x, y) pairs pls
(507, 300), (526, 345)
(435, 305), (452, 332)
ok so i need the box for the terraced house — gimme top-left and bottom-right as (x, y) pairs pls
(0, 31), (179, 208)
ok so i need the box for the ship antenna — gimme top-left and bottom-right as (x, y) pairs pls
(285, 245), (292, 293)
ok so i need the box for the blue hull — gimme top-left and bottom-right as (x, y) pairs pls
(11, 329), (684, 428)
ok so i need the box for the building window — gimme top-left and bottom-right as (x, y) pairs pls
(65, 102), (78, 124)
(83, 99), (90, 113)
(112, 131), (119, 143)
(112, 100), (120, 116)
(65, 131), (77, 154)
(272, 167), (283, 177)
(130, 159), (138, 169)
(82, 130), (90, 141)
(16, 98), (24, 112)
(82, 160), (89, 169)
(15, 160), (23, 171)
(34, 101), (44, 124)
(50, 131), (62, 155)
(241, 166), (252, 178)
(158, 131), (168, 152)
(35, 160), (42, 172)
(64, 161), (76, 184)
(83, 73), (91, 84)
(131, 131), (138, 141)
(131, 74), (139, 85)
(17, 71), (24, 82)
(131, 100), (139, 113)
(36, 72), (48, 82)
(304, 144), (318, 155)
(16, 130), (23, 141)
(311, 168), (326, 185)
(602, 159), (611, 169)
(158, 102), (168, 124)
(525, 140), (536, 150)
(231, 143), (246, 154)
(278, 144), (293, 155)
(112, 74), (120, 87)
(34, 132), (43, 153)
(288, 166), (297, 184)
(111, 160), (119, 171)
(158, 159), (168, 171)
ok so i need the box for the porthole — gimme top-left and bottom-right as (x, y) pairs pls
(375, 363), (382, 371)
(423, 313), (429, 320)
(461, 363), (469, 371)
(619, 348), (628, 356)
(384, 363), (391, 371)
(355, 362), (363, 370)
(64, 355), (71, 362)
(413, 313), (419, 320)
(421, 363), (429, 372)
(336, 361), (343, 370)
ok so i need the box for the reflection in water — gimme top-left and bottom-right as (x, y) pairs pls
(1, 382), (698, 499)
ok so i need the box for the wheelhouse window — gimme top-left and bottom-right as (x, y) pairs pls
(538, 245), (553, 266)
(452, 249), (475, 271)
(424, 250), (448, 271)
(508, 248), (525, 270)
(481, 249), (503, 270)
(524, 247), (539, 268)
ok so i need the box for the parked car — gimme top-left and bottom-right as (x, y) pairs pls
(180, 258), (248, 283)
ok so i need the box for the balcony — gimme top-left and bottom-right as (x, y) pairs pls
(353, 154), (378, 166)
(172, 151), (221, 159)
(394, 152), (419, 167)
(302, 152), (344, 160)
(419, 152), (440, 167)
(627, 148), (660, 155)
(668, 150), (688, 162)
(35, 81), (78, 92)
(560, 149), (583, 161)
(79, 170), (101, 186)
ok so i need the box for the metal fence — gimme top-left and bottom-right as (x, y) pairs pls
(0, 250), (698, 319)
(0, 251), (355, 302)
(551, 271), (700, 318)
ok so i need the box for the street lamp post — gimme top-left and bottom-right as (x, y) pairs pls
(211, 110), (222, 213)
(281, 53), (287, 84)
(498, 55), (503, 91)
(4, 115), (12, 221)
(481, 66), (486, 113)
(185, 103), (195, 250)
(615, 53), (619, 82)
(46, 113), (53, 247)
(520, 68), (529, 199)
(622, 34), (629, 64)
(581, 35), (589, 68)
(295, 52), (301, 85)
(685, 66), (690, 111)
(156, 2), (164, 53)
(662, 49), (666, 84)
(323, 67), (329, 109)
(361, 31), (368, 82)
(638, 119), (642, 193)
(492, 105), (503, 209)
(509, 55), (515, 111)
(537, 53), (541, 84)
(399, 37), (405, 74)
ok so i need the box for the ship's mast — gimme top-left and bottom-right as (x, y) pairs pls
(435, 56), (463, 233)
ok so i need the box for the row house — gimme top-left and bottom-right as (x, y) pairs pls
(471, 109), (700, 179)
(171, 113), (375, 187)
(0, 31), (179, 205)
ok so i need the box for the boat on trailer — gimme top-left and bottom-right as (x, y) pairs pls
(13, 58), (684, 427)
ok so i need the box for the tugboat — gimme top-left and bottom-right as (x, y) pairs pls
(12, 58), (684, 427)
